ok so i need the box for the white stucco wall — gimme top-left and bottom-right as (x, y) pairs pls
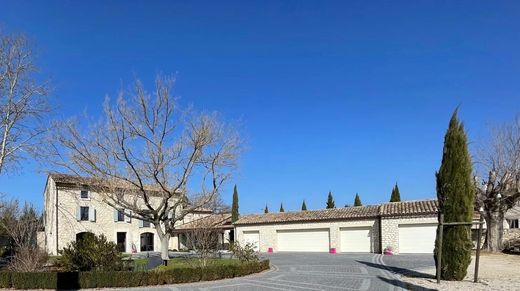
(236, 219), (380, 253)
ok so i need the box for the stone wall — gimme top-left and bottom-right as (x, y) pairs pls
(380, 215), (437, 254)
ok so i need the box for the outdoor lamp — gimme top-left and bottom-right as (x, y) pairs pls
(479, 206), (484, 212)
(497, 193), (502, 199)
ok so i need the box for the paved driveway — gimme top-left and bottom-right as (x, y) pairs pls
(113, 253), (434, 291)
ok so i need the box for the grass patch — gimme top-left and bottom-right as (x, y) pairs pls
(133, 258), (149, 271)
(155, 258), (239, 271)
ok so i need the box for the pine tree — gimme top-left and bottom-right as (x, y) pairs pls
(264, 205), (269, 213)
(231, 185), (239, 222)
(390, 183), (401, 202)
(354, 193), (362, 206)
(326, 191), (335, 209)
(435, 110), (474, 281)
(279, 203), (285, 212)
(301, 200), (307, 211)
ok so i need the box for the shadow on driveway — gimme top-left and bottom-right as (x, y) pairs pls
(357, 260), (435, 279)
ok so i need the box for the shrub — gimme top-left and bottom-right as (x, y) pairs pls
(0, 259), (270, 289)
(230, 242), (259, 262)
(60, 233), (123, 271)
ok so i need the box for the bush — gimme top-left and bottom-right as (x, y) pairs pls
(60, 233), (123, 271)
(230, 242), (259, 262)
(0, 259), (270, 289)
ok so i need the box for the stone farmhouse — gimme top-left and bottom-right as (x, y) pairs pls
(42, 173), (232, 255)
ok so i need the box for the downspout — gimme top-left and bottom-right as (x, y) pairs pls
(56, 185), (59, 255)
(378, 215), (383, 254)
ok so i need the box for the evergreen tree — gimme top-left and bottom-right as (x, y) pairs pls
(231, 185), (239, 222)
(264, 205), (269, 213)
(326, 191), (335, 209)
(390, 183), (401, 202)
(301, 200), (307, 211)
(279, 203), (285, 212)
(435, 110), (474, 281)
(354, 193), (362, 206)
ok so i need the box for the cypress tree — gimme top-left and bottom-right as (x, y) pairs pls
(326, 191), (335, 209)
(354, 193), (362, 206)
(435, 110), (474, 281)
(231, 185), (239, 222)
(264, 205), (269, 213)
(390, 183), (401, 202)
(279, 203), (285, 213)
(301, 200), (307, 211)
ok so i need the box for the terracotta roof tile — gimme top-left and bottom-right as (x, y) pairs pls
(175, 213), (233, 231)
(379, 199), (438, 217)
(234, 205), (380, 225)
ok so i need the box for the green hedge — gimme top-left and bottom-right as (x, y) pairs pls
(0, 259), (269, 289)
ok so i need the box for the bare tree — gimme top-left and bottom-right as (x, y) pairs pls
(475, 115), (520, 252)
(49, 76), (240, 264)
(0, 32), (49, 175)
(184, 219), (222, 268)
(0, 200), (47, 272)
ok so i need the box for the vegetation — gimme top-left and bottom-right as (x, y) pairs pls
(301, 200), (307, 211)
(230, 242), (259, 262)
(390, 183), (401, 202)
(231, 185), (239, 223)
(264, 205), (269, 213)
(0, 260), (270, 289)
(279, 203), (285, 212)
(435, 110), (474, 281)
(60, 233), (123, 271)
(326, 191), (335, 209)
(354, 193), (362, 206)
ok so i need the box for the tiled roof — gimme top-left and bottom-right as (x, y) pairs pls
(379, 199), (438, 217)
(234, 205), (381, 225)
(234, 199), (439, 225)
(175, 213), (233, 231)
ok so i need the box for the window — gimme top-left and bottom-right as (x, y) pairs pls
(80, 190), (89, 199)
(143, 220), (151, 227)
(511, 219), (519, 229)
(80, 206), (89, 221)
(117, 210), (125, 222)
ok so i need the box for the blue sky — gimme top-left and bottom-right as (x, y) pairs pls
(0, 1), (519, 213)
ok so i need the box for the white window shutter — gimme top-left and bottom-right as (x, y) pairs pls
(114, 209), (118, 222)
(89, 208), (96, 222)
(139, 220), (143, 228)
(76, 207), (81, 221)
(126, 210), (132, 223)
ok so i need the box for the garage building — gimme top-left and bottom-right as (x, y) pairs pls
(235, 200), (439, 254)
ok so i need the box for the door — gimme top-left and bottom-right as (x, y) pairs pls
(116, 232), (126, 252)
(243, 231), (260, 251)
(277, 229), (330, 252)
(398, 224), (437, 253)
(140, 232), (154, 251)
(340, 227), (371, 252)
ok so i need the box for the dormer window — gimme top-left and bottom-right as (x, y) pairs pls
(80, 190), (89, 199)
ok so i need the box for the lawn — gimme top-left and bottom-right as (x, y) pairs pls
(155, 258), (239, 271)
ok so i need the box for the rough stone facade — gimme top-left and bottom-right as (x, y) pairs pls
(380, 215), (437, 254)
(236, 218), (381, 253)
(43, 176), (208, 255)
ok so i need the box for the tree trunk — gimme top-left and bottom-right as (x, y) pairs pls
(483, 210), (503, 252)
(155, 223), (171, 266)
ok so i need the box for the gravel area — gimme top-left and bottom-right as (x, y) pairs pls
(400, 253), (520, 291)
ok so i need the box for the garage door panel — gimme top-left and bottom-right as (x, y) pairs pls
(398, 224), (437, 254)
(243, 231), (260, 251)
(277, 229), (330, 252)
(340, 227), (372, 253)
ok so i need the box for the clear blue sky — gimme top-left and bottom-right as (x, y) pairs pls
(1, 1), (519, 213)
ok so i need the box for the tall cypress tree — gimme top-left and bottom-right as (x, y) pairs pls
(301, 200), (307, 211)
(264, 204), (269, 213)
(326, 191), (335, 209)
(354, 193), (362, 206)
(279, 203), (285, 213)
(390, 183), (401, 202)
(435, 110), (474, 281)
(231, 185), (239, 222)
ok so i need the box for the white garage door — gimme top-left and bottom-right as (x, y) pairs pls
(399, 224), (437, 253)
(340, 227), (372, 252)
(277, 229), (330, 252)
(243, 231), (260, 251)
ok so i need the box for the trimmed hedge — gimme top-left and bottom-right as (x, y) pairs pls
(0, 259), (269, 289)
